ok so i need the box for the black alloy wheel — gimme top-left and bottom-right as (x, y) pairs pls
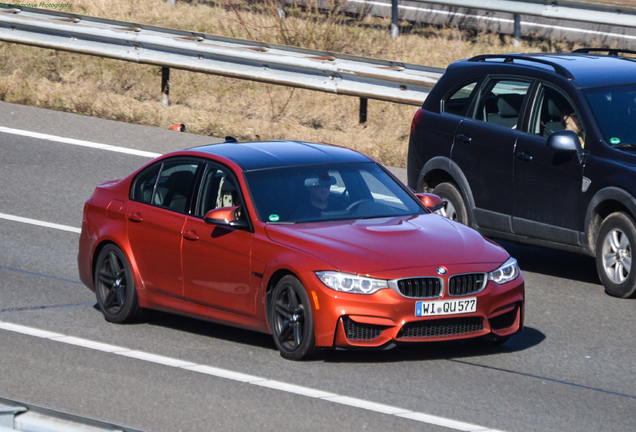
(94, 244), (144, 323)
(269, 275), (319, 360)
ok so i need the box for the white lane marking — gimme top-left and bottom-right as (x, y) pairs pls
(0, 212), (81, 233)
(1, 126), (157, 234)
(0, 321), (506, 432)
(0, 126), (161, 158)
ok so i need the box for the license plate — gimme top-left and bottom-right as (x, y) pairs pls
(415, 297), (477, 317)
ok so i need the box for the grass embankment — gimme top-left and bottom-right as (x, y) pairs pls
(0, 0), (588, 167)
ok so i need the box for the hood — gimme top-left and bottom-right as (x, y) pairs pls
(265, 214), (509, 274)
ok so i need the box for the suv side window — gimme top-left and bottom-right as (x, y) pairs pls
(475, 79), (531, 129)
(442, 81), (479, 116)
(531, 84), (585, 147)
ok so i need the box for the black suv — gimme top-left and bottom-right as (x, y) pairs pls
(408, 49), (636, 298)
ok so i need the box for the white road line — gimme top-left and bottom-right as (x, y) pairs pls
(1, 125), (157, 234)
(0, 212), (81, 233)
(0, 321), (506, 432)
(0, 126), (161, 158)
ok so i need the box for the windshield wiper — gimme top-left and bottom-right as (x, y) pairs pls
(612, 143), (636, 150)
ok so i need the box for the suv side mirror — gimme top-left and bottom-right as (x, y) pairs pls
(416, 193), (445, 212)
(548, 130), (579, 151)
(204, 206), (248, 228)
(547, 130), (584, 163)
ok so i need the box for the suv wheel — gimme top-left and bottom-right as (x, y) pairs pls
(432, 182), (470, 225)
(596, 212), (636, 298)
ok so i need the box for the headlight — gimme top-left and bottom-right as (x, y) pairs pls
(315, 271), (388, 294)
(488, 257), (520, 284)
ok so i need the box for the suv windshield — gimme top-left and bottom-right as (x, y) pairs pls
(245, 162), (425, 223)
(584, 84), (636, 147)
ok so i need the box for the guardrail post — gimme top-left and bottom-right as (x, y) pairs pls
(359, 97), (368, 124)
(162, 66), (170, 107)
(391, 0), (399, 38)
(514, 13), (521, 47)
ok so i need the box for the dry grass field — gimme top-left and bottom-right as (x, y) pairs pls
(0, 0), (610, 166)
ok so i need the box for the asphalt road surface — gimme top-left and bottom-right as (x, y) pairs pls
(0, 102), (634, 432)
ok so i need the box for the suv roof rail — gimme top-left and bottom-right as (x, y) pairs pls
(573, 48), (636, 57)
(467, 54), (574, 79)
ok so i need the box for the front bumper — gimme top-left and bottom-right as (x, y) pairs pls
(307, 274), (524, 348)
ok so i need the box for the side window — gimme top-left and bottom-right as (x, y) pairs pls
(475, 79), (531, 129)
(195, 165), (242, 218)
(131, 159), (200, 213)
(155, 161), (199, 213)
(530, 85), (585, 146)
(132, 163), (161, 204)
(443, 81), (479, 116)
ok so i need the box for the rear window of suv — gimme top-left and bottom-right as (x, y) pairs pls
(444, 81), (479, 116)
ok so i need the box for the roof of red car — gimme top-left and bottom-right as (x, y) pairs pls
(187, 140), (372, 171)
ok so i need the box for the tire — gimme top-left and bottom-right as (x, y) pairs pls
(269, 276), (319, 360)
(595, 212), (636, 298)
(431, 182), (470, 225)
(94, 245), (145, 323)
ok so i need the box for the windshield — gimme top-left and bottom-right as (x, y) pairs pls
(584, 84), (636, 147)
(244, 162), (425, 223)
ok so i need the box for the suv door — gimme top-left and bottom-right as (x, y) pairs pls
(513, 84), (585, 245)
(452, 78), (531, 231)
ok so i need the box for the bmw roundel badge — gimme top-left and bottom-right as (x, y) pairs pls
(436, 267), (448, 275)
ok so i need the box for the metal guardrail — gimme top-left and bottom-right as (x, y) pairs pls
(336, 0), (636, 45)
(0, 2), (634, 113)
(0, 6), (442, 107)
(409, 0), (636, 28)
(0, 396), (144, 432)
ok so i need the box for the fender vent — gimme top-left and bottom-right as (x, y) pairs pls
(343, 317), (385, 340)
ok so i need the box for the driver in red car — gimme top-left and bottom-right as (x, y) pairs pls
(294, 171), (338, 220)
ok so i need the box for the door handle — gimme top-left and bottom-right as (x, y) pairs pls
(127, 213), (143, 223)
(183, 230), (199, 241)
(456, 134), (472, 144)
(516, 152), (533, 161)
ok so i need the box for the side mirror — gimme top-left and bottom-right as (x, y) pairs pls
(416, 193), (445, 212)
(548, 130), (579, 151)
(204, 206), (248, 228)
(547, 130), (584, 163)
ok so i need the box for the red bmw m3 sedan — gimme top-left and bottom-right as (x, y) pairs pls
(78, 139), (524, 360)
